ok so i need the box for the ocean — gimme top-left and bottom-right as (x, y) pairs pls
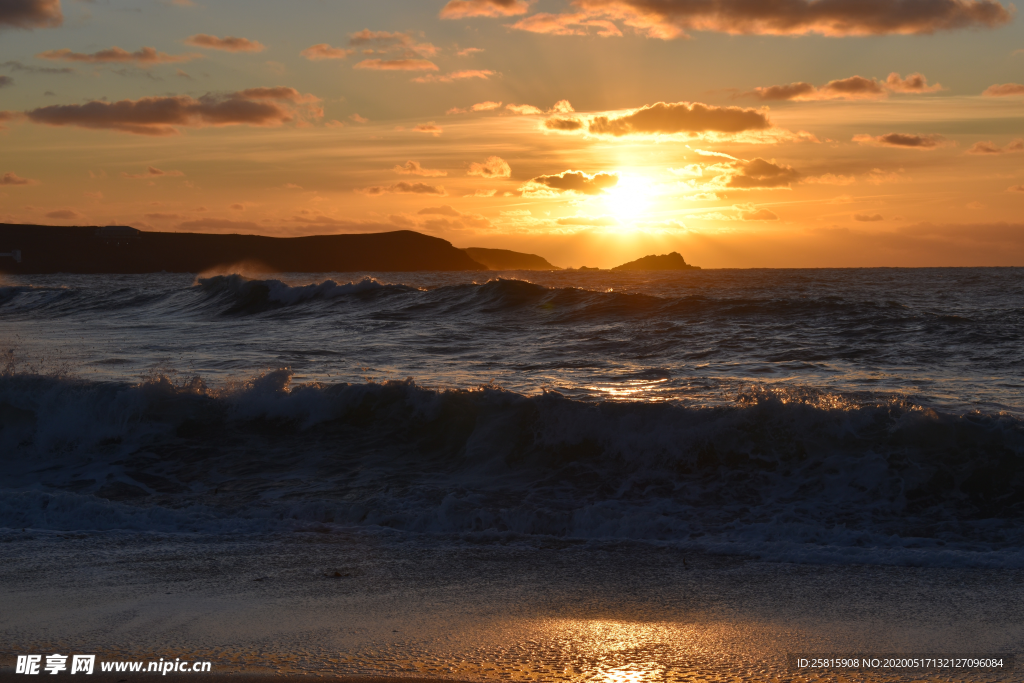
(2, 267), (1023, 569)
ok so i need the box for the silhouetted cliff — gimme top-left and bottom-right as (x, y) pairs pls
(612, 252), (699, 271)
(462, 247), (560, 270)
(0, 225), (486, 274)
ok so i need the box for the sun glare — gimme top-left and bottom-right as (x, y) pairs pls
(602, 175), (653, 226)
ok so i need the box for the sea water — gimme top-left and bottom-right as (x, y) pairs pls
(1, 268), (1022, 568)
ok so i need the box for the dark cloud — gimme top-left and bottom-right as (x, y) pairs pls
(122, 166), (184, 179)
(418, 205), (461, 216)
(0, 111), (22, 129)
(0, 0), (62, 29)
(566, 0), (1012, 38)
(545, 116), (584, 130)
(853, 133), (949, 149)
(746, 72), (940, 101)
(440, 0), (533, 18)
(468, 156), (511, 178)
(37, 46), (200, 66)
(25, 87), (321, 136)
(185, 34), (265, 53)
(2, 59), (74, 74)
(1, 172), (35, 185)
(348, 29), (438, 58)
(886, 72), (943, 93)
(46, 209), (81, 219)
(361, 182), (447, 196)
(967, 139), (1024, 154)
(983, 83), (1024, 96)
(0, 75), (11, 87)
(531, 170), (619, 195)
(854, 213), (885, 222)
(589, 101), (770, 136)
(748, 82), (816, 101)
(727, 158), (800, 188)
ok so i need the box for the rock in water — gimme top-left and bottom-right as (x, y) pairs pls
(612, 252), (699, 271)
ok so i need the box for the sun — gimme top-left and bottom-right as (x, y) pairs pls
(601, 175), (653, 226)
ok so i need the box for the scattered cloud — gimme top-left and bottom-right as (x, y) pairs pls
(122, 166), (184, 179)
(727, 158), (800, 188)
(1007, 185), (1024, 193)
(394, 161), (447, 177)
(414, 122), (443, 136)
(37, 46), (201, 66)
(468, 156), (512, 178)
(0, 0), (62, 29)
(866, 168), (908, 184)
(740, 207), (779, 221)
(456, 47), (485, 56)
(511, 12), (623, 36)
(448, 100), (503, 114)
(531, 0), (1013, 39)
(528, 169), (619, 195)
(0, 75), (11, 88)
(1, 59), (75, 74)
(966, 201), (986, 209)
(349, 113), (369, 123)
(745, 73), (941, 101)
(1, 172), (36, 186)
(440, 0), (533, 19)
(178, 218), (262, 232)
(360, 182), (447, 196)
(853, 133), (950, 149)
(545, 116), (584, 131)
(144, 213), (181, 220)
(982, 83), (1024, 96)
(804, 173), (856, 185)
(854, 213), (884, 222)
(418, 205), (462, 216)
(556, 215), (618, 226)
(967, 139), (1024, 154)
(355, 59), (438, 71)
(46, 209), (81, 219)
(589, 101), (770, 136)
(348, 29), (438, 58)
(26, 87), (322, 136)
(506, 103), (543, 115)
(413, 69), (496, 83)
(185, 34), (265, 52)
(301, 44), (355, 60)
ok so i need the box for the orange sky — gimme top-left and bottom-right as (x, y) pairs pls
(1, 0), (1023, 267)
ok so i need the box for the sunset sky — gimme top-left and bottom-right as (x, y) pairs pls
(1, 0), (1022, 267)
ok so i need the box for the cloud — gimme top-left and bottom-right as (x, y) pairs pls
(418, 205), (462, 216)
(0, 75), (11, 87)
(983, 83), (1024, 96)
(178, 218), (262, 232)
(360, 182), (447, 196)
(853, 133), (949, 149)
(456, 47), (485, 56)
(511, 12), (623, 36)
(355, 59), (438, 71)
(746, 72), (941, 101)
(440, 0), (533, 18)
(348, 29), (438, 58)
(0, 0), (62, 29)
(447, 100), (503, 114)
(506, 103), (544, 115)
(740, 208), (779, 221)
(556, 215), (618, 226)
(37, 46), (201, 66)
(804, 173), (856, 185)
(725, 158), (800, 188)
(414, 122), (443, 136)
(967, 139), (1024, 154)
(556, 0), (1013, 39)
(1, 172), (35, 185)
(394, 160), (447, 177)
(349, 113), (369, 123)
(144, 213), (181, 220)
(854, 213), (885, 222)
(26, 87), (321, 136)
(185, 34), (264, 53)
(413, 69), (496, 83)
(468, 156), (512, 178)
(46, 209), (81, 219)
(122, 166), (185, 179)
(589, 101), (771, 136)
(545, 116), (583, 130)
(301, 44), (355, 60)
(529, 169), (619, 195)
(1, 59), (74, 74)
(1008, 185), (1024, 193)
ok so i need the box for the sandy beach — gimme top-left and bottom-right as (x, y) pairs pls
(1, 531), (1020, 682)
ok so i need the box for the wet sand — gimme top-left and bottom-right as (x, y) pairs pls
(1, 531), (1021, 682)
